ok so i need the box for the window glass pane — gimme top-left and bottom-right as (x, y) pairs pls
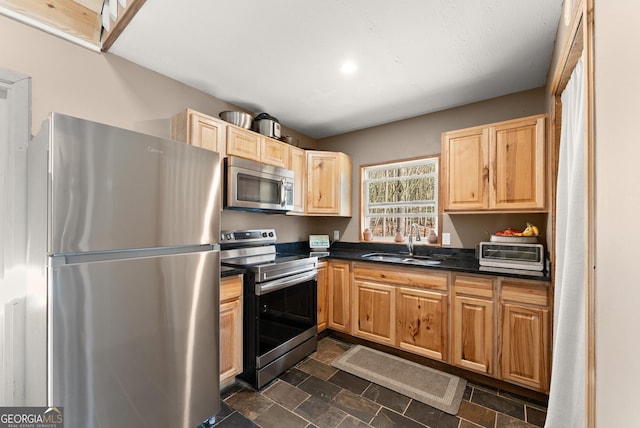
(362, 156), (439, 241)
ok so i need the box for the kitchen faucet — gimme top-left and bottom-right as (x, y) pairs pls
(407, 223), (421, 256)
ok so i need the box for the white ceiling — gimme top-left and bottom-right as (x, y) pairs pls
(110, 0), (563, 139)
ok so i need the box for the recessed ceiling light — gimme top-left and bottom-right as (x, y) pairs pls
(340, 61), (358, 75)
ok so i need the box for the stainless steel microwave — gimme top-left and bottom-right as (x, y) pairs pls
(224, 156), (294, 212)
(478, 241), (545, 271)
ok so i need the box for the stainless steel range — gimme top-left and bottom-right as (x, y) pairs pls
(220, 229), (318, 389)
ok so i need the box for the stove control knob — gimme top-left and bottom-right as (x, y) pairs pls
(268, 231), (274, 237)
(262, 232), (268, 237)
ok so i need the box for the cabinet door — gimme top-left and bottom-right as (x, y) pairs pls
(353, 280), (395, 346)
(226, 126), (261, 161)
(452, 274), (495, 374)
(170, 109), (226, 155)
(396, 287), (448, 361)
(220, 299), (242, 386)
(317, 262), (328, 332)
(328, 261), (351, 332)
(500, 303), (550, 391)
(307, 151), (340, 214)
(288, 146), (306, 214)
(220, 275), (243, 386)
(190, 113), (226, 155)
(453, 296), (494, 374)
(491, 116), (545, 209)
(261, 137), (289, 168)
(442, 127), (490, 210)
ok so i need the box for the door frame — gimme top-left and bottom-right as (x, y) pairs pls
(0, 67), (31, 405)
(547, 0), (595, 426)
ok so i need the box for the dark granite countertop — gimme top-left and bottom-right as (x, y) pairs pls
(277, 241), (551, 282)
(221, 265), (245, 278)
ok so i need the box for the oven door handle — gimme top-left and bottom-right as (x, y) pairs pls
(256, 269), (317, 296)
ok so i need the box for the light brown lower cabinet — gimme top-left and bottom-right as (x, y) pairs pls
(327, 260), (351, 332)
(499, 279), (551, 392)
(220, 274), (243, 387)
(396, 286), (448, 361)
(317, 261), (328, 332)
(352, 262), (449, 361)
(353, 280), (396, 346)
(323, 260), (551, 392)
(452, 274), (495, 375)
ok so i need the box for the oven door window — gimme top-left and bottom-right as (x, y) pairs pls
(257, 279), (317, 357)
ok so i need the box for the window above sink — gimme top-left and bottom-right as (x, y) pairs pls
(361, 155), (440, 244)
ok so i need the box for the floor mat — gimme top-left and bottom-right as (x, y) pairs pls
(331, 345), (467, 414)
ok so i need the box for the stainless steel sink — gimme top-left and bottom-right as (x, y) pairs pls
(361, 253), (406, 262)
(401, 257), (441, 266)
(361, 252), (441, 266)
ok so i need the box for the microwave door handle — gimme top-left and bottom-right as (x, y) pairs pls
(281, 178), (287, 207)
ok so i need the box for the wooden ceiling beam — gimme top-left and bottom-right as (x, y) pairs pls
(0, 0), (102, 46)
(101, 0), (146, 52)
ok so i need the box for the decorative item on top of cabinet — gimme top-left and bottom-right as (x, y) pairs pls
(306, 151), (352, 216)
(219, 274), (243, 387)
(452, 274), (495, 375)
(171, 109), (226, 156)
(499, 278), (551, 392)
(327, 260), (352, 332)
(316, 260), (328, 332)
(442, 114), (547, 212)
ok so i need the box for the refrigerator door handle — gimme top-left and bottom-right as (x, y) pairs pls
(54, 244), (219, 266)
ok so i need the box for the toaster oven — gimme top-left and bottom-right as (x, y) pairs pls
(478, 242), (545, 271)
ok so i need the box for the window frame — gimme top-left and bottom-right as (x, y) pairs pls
(360, 154), (441, 244)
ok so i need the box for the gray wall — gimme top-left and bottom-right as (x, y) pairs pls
(2, 14), (548, 247)
(318, 88), (548, 247)
(0, 15), (317, 243)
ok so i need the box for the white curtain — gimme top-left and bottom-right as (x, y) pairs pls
(545, 56), (585, 427)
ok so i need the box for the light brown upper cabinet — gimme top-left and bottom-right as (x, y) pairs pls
(261, 136), (289, 168)
(306, 151), (352, 216)
(442, 114), (547, 212)
(226, 125), (289, 168)
(288, 146), (306, 214)
(171, 109), (227, 156)
(226, 126), (261, 161)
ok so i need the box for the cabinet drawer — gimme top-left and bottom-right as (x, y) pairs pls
(221, 274), (243, 302)
(453, 274), (494, 298)
(501, 279), (549, 307)
(353, 263), (448, 291)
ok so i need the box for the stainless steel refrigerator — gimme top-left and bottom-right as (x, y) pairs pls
(23, 113), (220, 427)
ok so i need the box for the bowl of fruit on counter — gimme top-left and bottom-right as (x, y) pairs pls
(490, 223), (540, 243)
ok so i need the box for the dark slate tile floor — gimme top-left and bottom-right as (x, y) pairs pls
(205, 337), (547, 428)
